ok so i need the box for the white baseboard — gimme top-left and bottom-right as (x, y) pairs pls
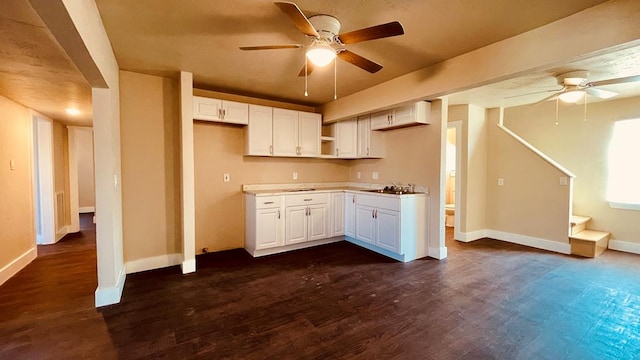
(95, 266), (126, 307)
(125, 253), (182, 274)
(457, 229), (488, 243)
(55, 226), (69, 242)
(608, 239), (640, 255)
(181, 258), (196, 274)
(248, 237), (343, 258)
(0, 247), (37, 286)
(486, 230), (571, 255)
(79, 206), (95, 213)
(428, 246), (448, 260)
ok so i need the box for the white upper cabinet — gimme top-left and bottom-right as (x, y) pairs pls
(193, 96), (249, 125)
(335, 119), (358, 158)
(357, 115), (385, 158)
(273, 109), (321, 157)
(371, 101), (430, 130)
(245, 104), (273, 156)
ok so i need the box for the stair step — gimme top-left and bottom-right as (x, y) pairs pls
(569, 230), (610, 258)
(570, 215), (591, 226)
(570, 215), (592, 235)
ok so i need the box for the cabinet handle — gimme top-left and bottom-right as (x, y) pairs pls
(352, 196), (355, 203)
(277, 209), (280, 219)
(372, 209), (375, 218)
(223, 109), (226, 117)
(375, 209), (378, 218)
(367, 147), (370, 156)
(336, 148), (339, 157)
(269, 145), (273, 154)
(218, 108), (223, 119)
(304, 199), (312, 201)
(263, 201), (274, 204)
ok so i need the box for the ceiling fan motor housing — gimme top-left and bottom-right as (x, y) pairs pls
(309, 15), (341, 41)
(558, 70), (589, 86)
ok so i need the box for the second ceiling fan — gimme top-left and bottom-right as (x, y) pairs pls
(240, 1), (405, 76)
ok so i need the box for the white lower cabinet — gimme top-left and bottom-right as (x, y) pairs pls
(330, 192), (345, 237)
(246, 190), (426, 262)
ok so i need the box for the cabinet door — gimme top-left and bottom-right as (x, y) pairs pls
(391, 104), (415, 127)
(357, 115), (371, 158)
(222, 100), (249, 125)
(273, 108), (299, 156)
(255, 208), (282, 249)
(193, 96), (222, 121)
(246, 105), (273, 156)
(336, 119), (357, 158)
(285, 206), (307, 244)
(298, 112), (321, 157)
(355, 205), (375, 244)
(371, 110), (392, 130)
(330, 192), (345, 237)
(375, 208), (400, 253)
(308, 204), (328, 241)
(344, 193), (356, 237)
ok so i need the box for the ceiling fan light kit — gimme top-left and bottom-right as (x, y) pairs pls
(239, 1), (405, 99)
(558, 89), (585, 103)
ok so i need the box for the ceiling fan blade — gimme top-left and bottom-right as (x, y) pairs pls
(274, 2), (319, 37)
(298, 59), (314, 77)
(337, 50), (383, 73)
(504, 88), (563, 99)
(239, 44), (302, 50)
(585, 87), (617, 99)
(337, 21), (404, 44)
(585, 74), (640, 87)
(533, 92), (560, 105)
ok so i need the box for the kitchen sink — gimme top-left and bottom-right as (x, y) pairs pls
(362, 189), (417, 195)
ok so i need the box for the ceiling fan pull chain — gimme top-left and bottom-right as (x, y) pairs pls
(304, 59), (308, 97)
(334, 58), (337, 100)
(583, 94), (588, 122)
(555, 97), (559, 126)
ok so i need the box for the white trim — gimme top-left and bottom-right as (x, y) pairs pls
(0, 247), (37, 286)
(181, 259), (196, 274)
(95, 266), (126, 307)
(125, 253), (182, 274)
(448, 121), (463, 241)
(79, 206), (95, 213)
(32, 113), (56, 245)
(67, 126), (80, 233)
(248, 237), (343, 258)
(428, 246), (448, 260)
(497, 124), (575, 178)
(55, 225), (68, 242)
(486, 229), (571, 254)
(608, 239), (640, 255)
(609, 202), (640, 211)
(457, 229), (488, 242)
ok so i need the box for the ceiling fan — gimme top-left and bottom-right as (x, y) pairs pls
(239, 1), (405, 77)
(531, 70), (640, 104)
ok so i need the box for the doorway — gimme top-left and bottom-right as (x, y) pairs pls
(446, 121), (462, 240)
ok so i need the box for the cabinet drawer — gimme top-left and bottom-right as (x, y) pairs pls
(255, 196), (282, 209)
(285, 193), (329, 207)
(356, 194), (400, 211)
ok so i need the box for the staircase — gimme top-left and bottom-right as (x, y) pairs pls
(569, 215), (610, 258)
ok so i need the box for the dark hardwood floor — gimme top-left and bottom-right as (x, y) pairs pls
(2, 220), (640, 359)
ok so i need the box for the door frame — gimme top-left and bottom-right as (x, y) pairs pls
(32, 111), (56, 245)
(447, 121), (462, 241)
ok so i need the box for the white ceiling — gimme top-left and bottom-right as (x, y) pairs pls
(0, 1), (92, 126)
(1, 0), (639, 126)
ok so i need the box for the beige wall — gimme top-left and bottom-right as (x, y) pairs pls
(486, 108), (571, 242)
(504, 96), (640, 244)
(119, 71), (181, 263)
(75, 127), (95, 209)
(194, 123), (350, 253)
(52, 121), (70, 230)
(0, 95), (35, 273)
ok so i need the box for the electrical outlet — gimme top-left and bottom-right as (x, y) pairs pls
(293, 172), (298, 180)
(357, 171), (361, 179)
(223, 173), (230, 182)
(372, 171), (379, 180)
(497, 178), (504, 186)
(559, 177), (568, 186)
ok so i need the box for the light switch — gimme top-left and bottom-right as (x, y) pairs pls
(293, 172), (298, 180)
(372, 171), (379, 180)
(9, 159), (15, 170)
(357, 172), (361, 179)
(223, 173), (230, 182)
(497, 178), (504, 186)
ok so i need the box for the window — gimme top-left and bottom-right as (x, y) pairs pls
(607, 118), (640, 210)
